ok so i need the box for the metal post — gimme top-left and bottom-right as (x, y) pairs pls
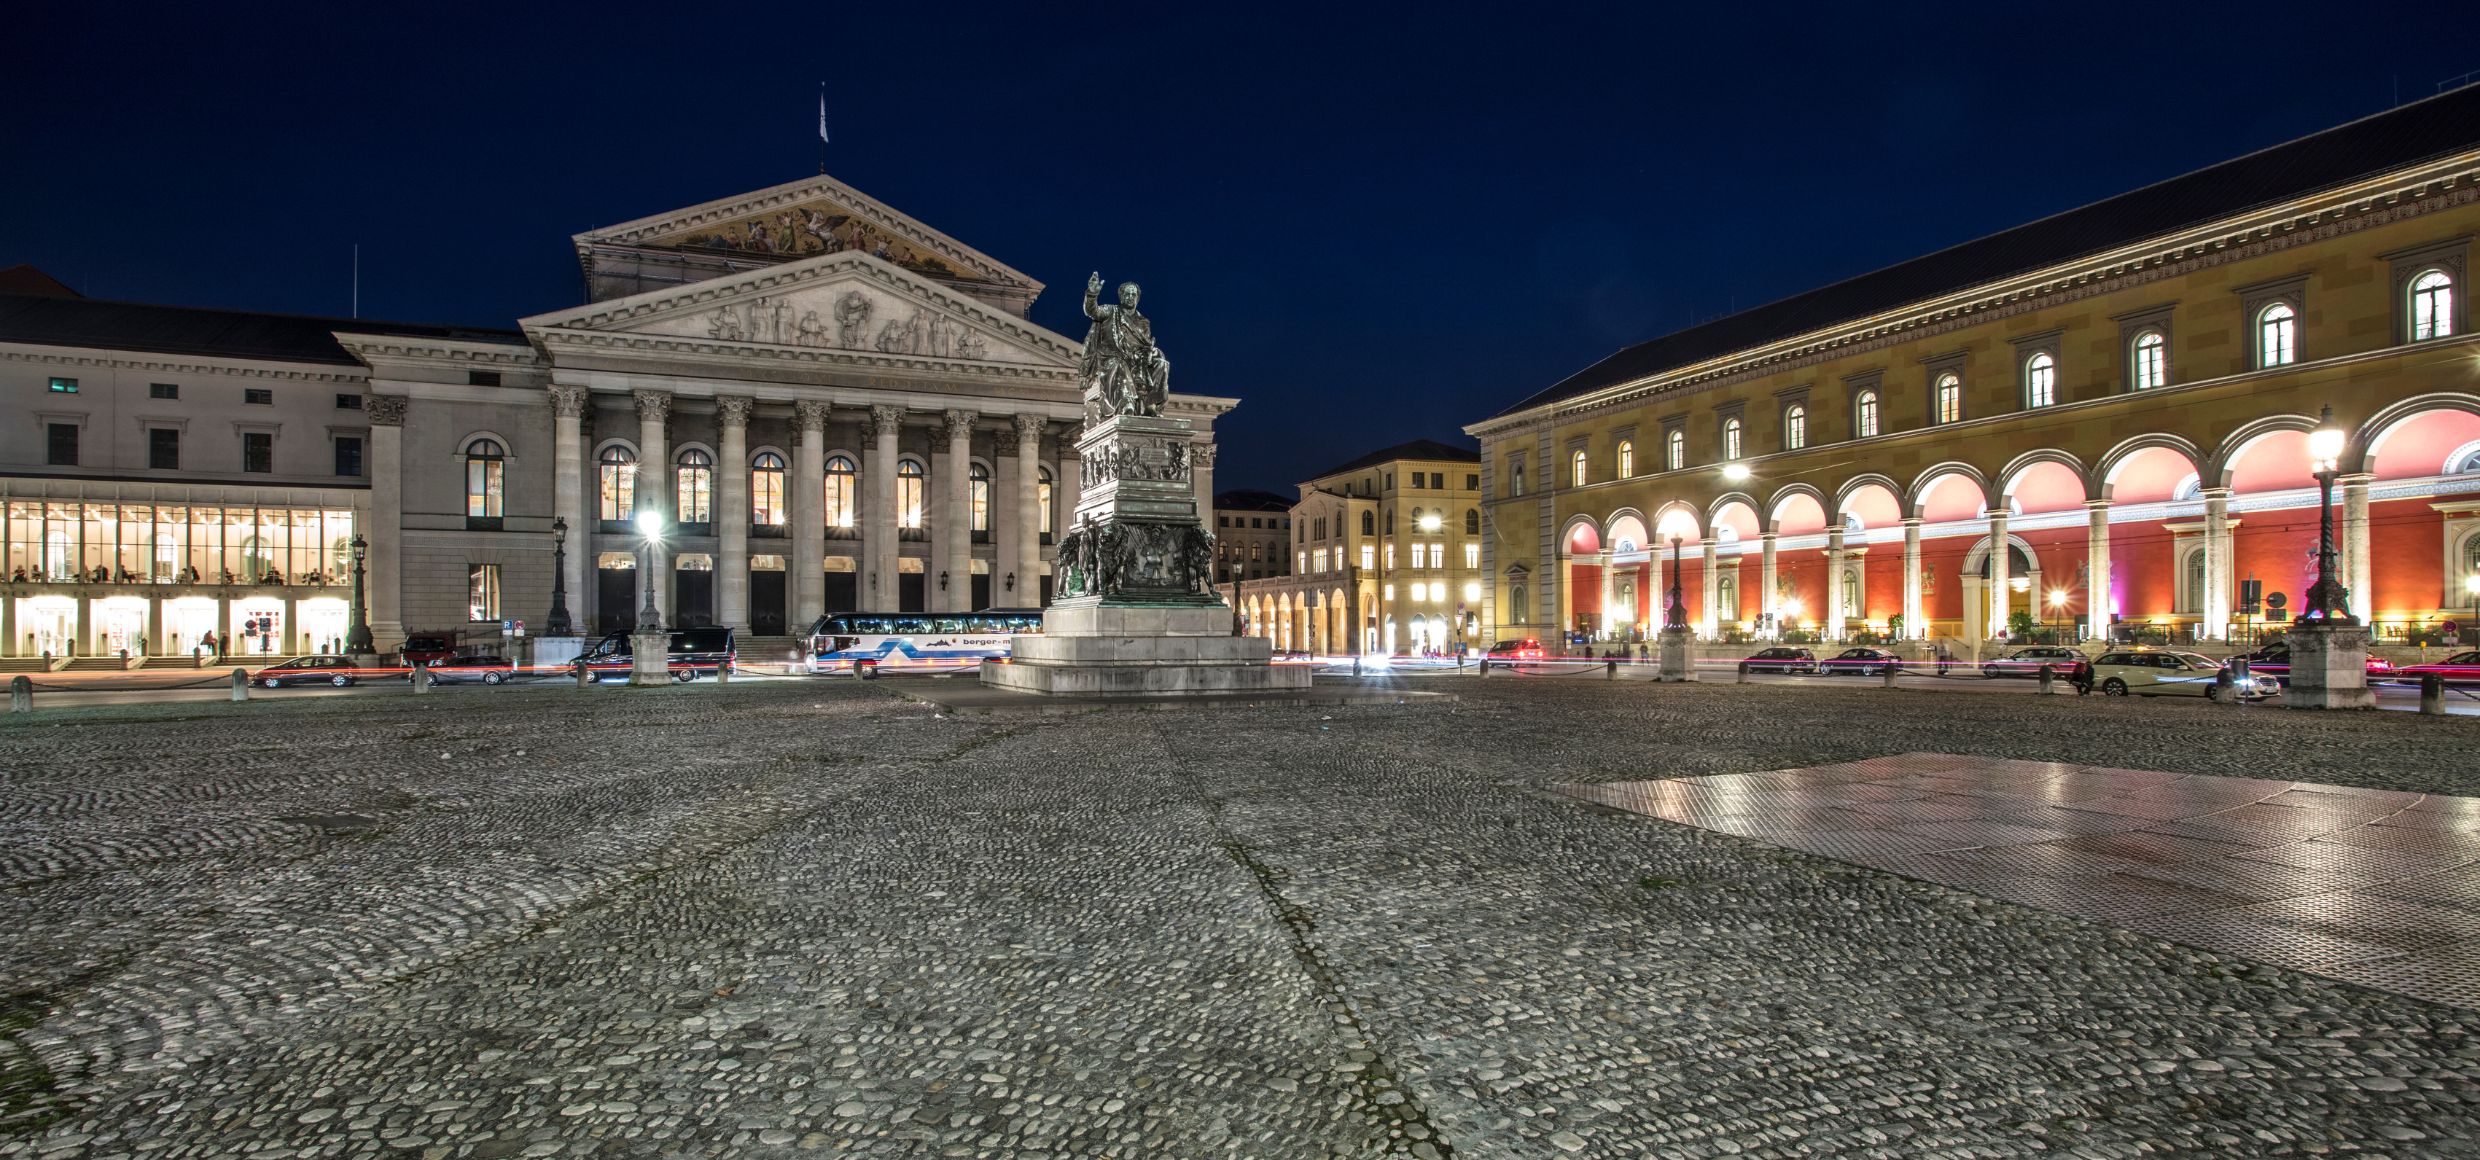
(345, 534), (374, 654)
(230, 667), (249, 701)
(1881, 662), (1899, 689)
(1737, 660), (1751, 684)
(2422, 673), (2445, 716)
(9, 674), (29, 714)
(2038, 663), (2054, 696)
(547, 516), (573, 637)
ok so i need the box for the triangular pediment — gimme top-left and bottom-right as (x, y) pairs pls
(523, 251), (1077, 370)
(573, 172), (1039, 295)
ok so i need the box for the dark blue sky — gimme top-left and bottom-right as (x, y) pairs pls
(5, 2), (2464, 489)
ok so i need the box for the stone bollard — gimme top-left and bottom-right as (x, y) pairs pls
(575, 660), (594, 688)
(1607, 657), (1619, 680)
(413, 665), (432, 694)
(10, 674), (30, 714)
(231, 667), (249, 702)
(1479, 658), (1491, 677)
(1882, 661), (1900, 689)
(716, 661), (731, 685)
(2422, 672), (2446, 716)
(1737, 660), (1752, 685)
(2038, 664), (2055, 695)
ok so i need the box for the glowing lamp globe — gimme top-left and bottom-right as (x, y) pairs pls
(1721, 463), (1752, 483)
(634, 511), (665, 539)
(2307, 424), (2346, 471)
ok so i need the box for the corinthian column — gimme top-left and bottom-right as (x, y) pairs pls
(791, 402), (830, 627)
(366, 395), (407, 648)
(634, 390), (673, 621)
(2201, 488), (2231, 640)
(549, 385), (589, 631)
(716, 396), (753, 632)
(1759, 530), (1778, 639)
(1901, 518), (1923, 640)
(1013, 414), (1046, 602)
(936, 409), (974, 613)
(1825, 525), (1847, 642)
(1191, 440), (1216, 515)
(2085, 501), (2112, 640)
(1699, 537), (1718, 639)
(1986, 509), (2010, 641)
(1054, 423), (1084, 531)
(865, 405), (902, 611)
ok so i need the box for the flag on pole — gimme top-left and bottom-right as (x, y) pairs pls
(818, 85), (828, 144)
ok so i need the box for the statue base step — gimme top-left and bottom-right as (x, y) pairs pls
(979, 597), (1309, 697)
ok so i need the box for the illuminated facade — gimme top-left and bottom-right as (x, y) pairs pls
(1468, 86), (2480, 651)
(0, 172), (1237, 657)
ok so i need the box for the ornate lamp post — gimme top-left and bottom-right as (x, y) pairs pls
(546, 517), (573, 637)
(634, 510), (667, 634)
(345, 534), (374, 655)
(2285, 406), (2373, 709)
(1657, 534), (1698, 681)
(2303, 407), (2352, 623)
(1664, 535), (1687, 630)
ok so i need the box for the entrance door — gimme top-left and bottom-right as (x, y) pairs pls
(597, 567), (636, 633)
(825, 572), (858, 614)
(675, 567), (713, 627)
(750, 571), (786, 634)
(898, 572), (926, 613)
(971, 573), (991, 610)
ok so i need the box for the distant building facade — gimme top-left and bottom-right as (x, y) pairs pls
(0, 174), (1237, 659)
(1221, 438), (1487, 655)
(1210, 489), (1293, 583)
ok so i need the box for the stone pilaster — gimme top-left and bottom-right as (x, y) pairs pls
(1699, 537), (1718, 640)
(2085, 501), (2112, 640)
(792, 401), (830, 627)
(1190, 441), (1216, 517)
(1825, 526), (1847, 642)
(935, 409), (975, 613)
(1901, 518), (1923, 640)
(2201, 489), (2232, 640)
(2340, 473), (2374, 622)
(1013, 414), (1046, 602)
(1759, 531), (1778, 639)
(1987, 509), (2011, 642)
(549, 385), (590, 631)
(365, 394), (407, 648)
(716, 396), (753, 632)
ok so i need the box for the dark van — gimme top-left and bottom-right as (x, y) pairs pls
(577, 627), (736, 682)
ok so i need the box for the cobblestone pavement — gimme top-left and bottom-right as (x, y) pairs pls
(3, 679), (2477, 1157)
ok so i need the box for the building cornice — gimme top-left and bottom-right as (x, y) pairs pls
(1469, 151), (2480, 438)
(0, 341), (370, 384)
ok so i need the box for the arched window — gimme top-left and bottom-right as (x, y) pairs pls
(1464, 508), (1480, 535)
(2411, 270), (2456, 341)
(1038, 465), (1055, 537)
(1840, 568), (1860, 613)
(1854, 390), (1880, 438)
(597, 446), (635, 522)
(1570, 448), (1589, 487)
(1509, 583), (1528, 623)
(825, 455), (857, 530)
(2454, 447), (2480, 476)
(2257, 302), (2298, 368)
(751, 452), (786, 529)
(1722, 418), (1744, 461)
(464, 438), (505, 523)
(1783, 405), (1807, 450)
(896, 459), (926, 530)
(675, 448), (712, 525)
(1717, 576), (1738, 619)
(1934, 373), (1963, 425)
(2131, 331), (2167, 390)
(2181, 547), (2208, 614)
(1665, 428), (1686, 471)
(2024, 352), (2057, 408)
(1361, 510), (1375, 536)
(1511, 460), (1525, 496)
(1615, 440), (1634, 478)
(969, 462), (991, 536)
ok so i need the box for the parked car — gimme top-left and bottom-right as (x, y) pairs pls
(576, 631), (705, 682)
(256, 655), (376, 688)
(1819, 647), (1902, 676)
(2091, 650), (2280, 701)
(2391, 650), (2480, 685)
(427, 654), (518, 685)
(1486, 639), (1547, 661)
(1741, 646), (1819, 674)
(2235, 640), (2396, 685)
(1981, 646), (2083, 679)
(399, 634), (458, 667)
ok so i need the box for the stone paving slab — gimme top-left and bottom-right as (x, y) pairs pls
(898, 676), (1455, 715)
(1561, 752), (2480, 1009)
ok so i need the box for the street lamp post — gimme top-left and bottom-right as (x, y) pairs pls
(2286, 406), (2373, 709)
(2049, 589), (2068, 644)
(1664, 535), (1687, 630)
(630, 511), (671, 686)
(635, 511), (666, 634)
(546, 517), (573, 637)
(345, 534), (374, 656)
(1657, 534), (1698, 681)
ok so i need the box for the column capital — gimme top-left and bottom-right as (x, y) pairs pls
(995, 427), (1022, 457)
(2084, 497), (2113, 511)
(2199, 486), (2234, 502)
(868, 404), (905, 438)
(547, 384), (590, 419)
(793, 399), (834, 431)
(1191, 442), (1217, 469)
(716, 395), (755, 428)
(1012, 413), (1048, 441)
(941, 409), (976, 442)
(1901, 516), (1922, 529)
(2336, 471), (2378, 487)
(632, 389), (673, 424)
(1982, 508), (2011, 522)
(365, 395), (408, 426)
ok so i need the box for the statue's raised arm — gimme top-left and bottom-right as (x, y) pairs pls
(1083, 271), (1105, 320)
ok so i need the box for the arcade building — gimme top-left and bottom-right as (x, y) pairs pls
(0, 175), (1233, 660)
(1468, 85), (2480, 653)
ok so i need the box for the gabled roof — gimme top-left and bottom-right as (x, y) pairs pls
(0, 291), (524, 366)
(1494, 82), (2480, 419)
(1214, 488), (1295, 512)
(0, 265), (79, 298)
(1310, 437), (1481, 480)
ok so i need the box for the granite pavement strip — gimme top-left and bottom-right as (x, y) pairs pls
(1, 677), (2476, 1157)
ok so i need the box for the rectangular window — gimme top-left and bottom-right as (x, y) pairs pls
(1464, 542), (1480, 569)
(244, 388), (272, 405)
(150, 382), (179, 400)
(335, 393), (363, 410)
(1384, 544), (1395, 569)
(334, 436), (364, 478)
(1411, 543), (1428, 569)
(1466, 473), (1478, 490)
(1361, 545), (1376, 570)
(243, 432), (273, 473)
(467, 371), (501, 387)
(149, 427), (180, 470)
(467, 564), (501, 622)
(46, 423), (78, 466)
(47, 377), (77, 393)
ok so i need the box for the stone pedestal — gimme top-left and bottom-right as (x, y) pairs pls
(982, 599), (1308, 696)
(629, 629), (672, 686)
(2283, 620), (2375, 710)
(533, 634), (585, 674)
(1657, 627), (1699, 682)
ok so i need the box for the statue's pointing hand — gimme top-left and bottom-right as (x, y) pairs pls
(1087, 271), (1104, 296)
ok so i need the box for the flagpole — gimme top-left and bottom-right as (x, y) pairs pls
(817, 83), (828, 175)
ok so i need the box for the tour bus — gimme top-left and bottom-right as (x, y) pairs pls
(802, 610), (1044, 677)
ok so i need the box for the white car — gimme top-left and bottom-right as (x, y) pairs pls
(2091, 650), (2279, 702)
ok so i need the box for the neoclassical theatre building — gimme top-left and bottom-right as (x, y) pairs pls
(0, 174), (1232, 658)
(1469, 84), (2480, 652)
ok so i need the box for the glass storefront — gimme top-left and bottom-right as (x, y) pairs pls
(3, 502), (355, 586)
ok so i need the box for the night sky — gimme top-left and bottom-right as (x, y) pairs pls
(6, 3), (2466, 490)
